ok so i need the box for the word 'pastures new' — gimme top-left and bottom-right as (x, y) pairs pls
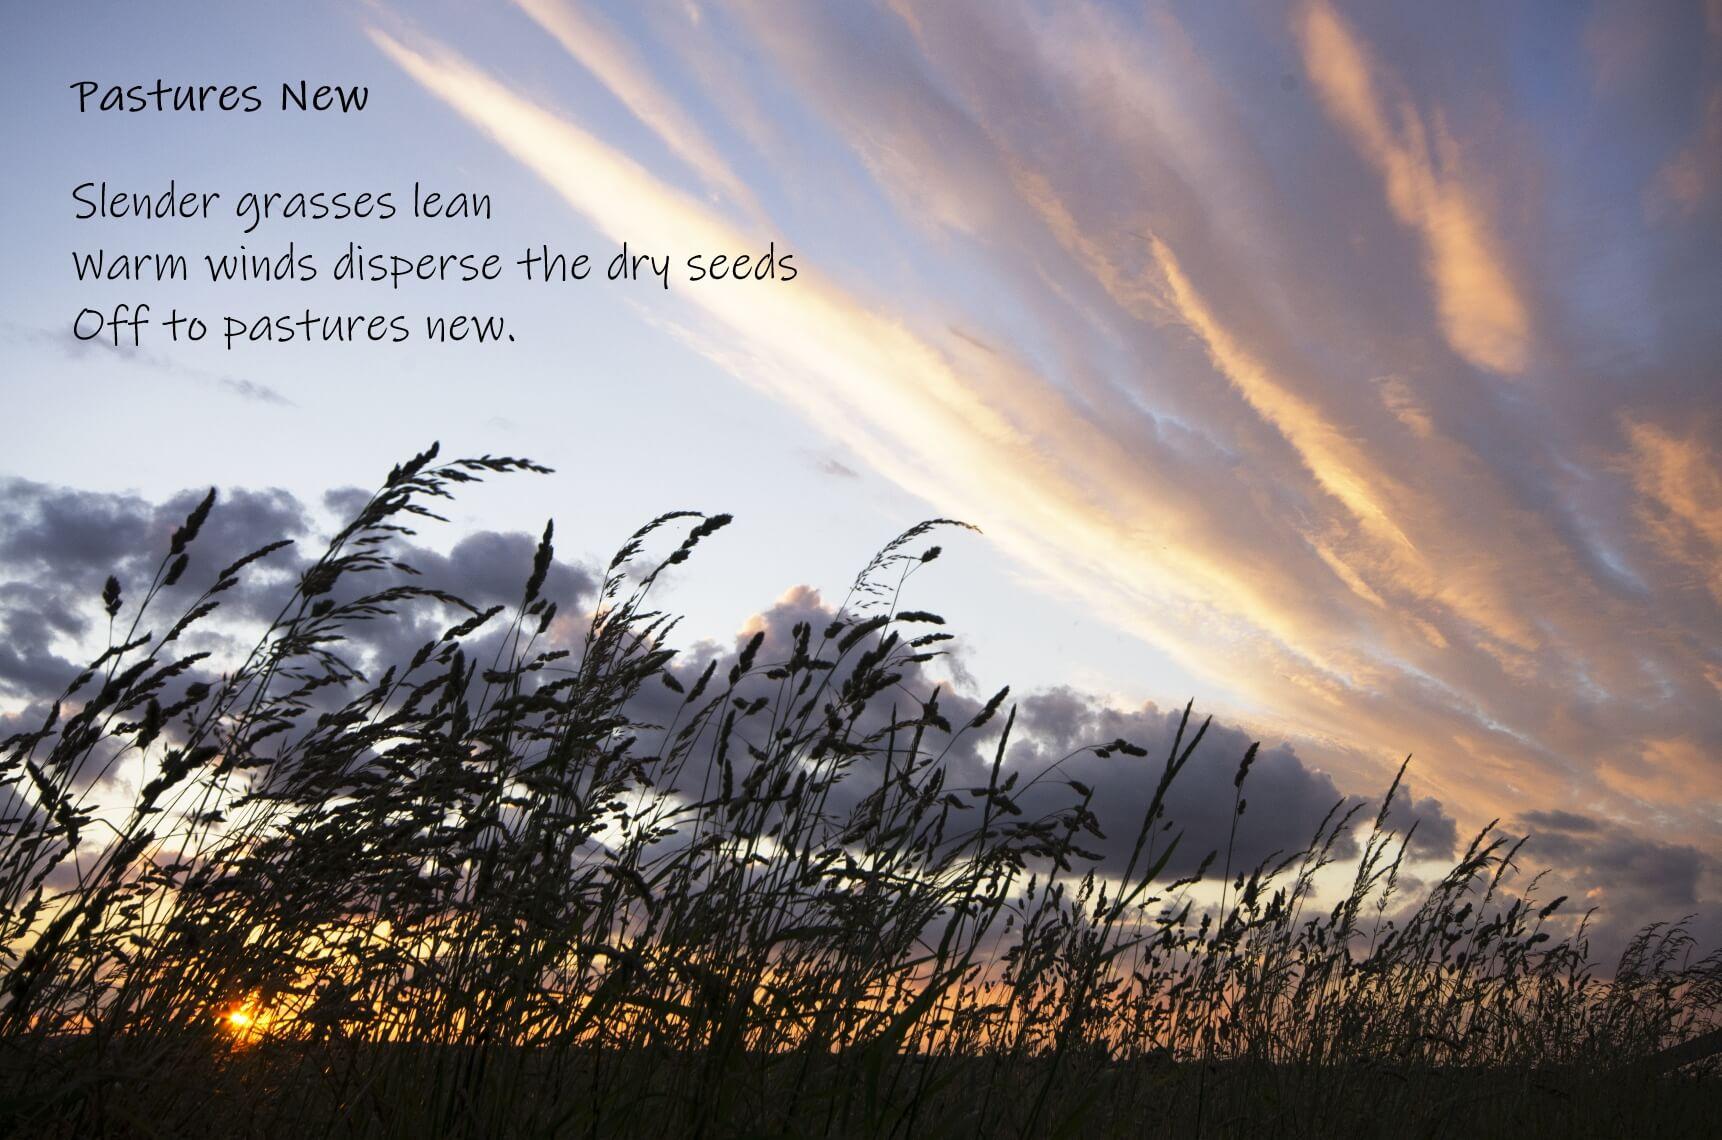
(71, 81), (371, 113)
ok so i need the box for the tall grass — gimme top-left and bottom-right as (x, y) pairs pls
(1, 446), (1716, 1138)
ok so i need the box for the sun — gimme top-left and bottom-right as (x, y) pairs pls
(220, 1005), (268, 1044)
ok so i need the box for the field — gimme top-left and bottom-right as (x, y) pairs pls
(2, 448), (1716, 1137)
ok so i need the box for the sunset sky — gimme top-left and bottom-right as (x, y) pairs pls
(2, 0), (1718, 953)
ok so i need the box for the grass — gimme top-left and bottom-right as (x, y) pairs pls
(0, 445), (1716, 1138)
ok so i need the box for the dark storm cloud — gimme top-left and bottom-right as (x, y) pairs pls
(1518, 809), (1606, 835)
(1381, 785), (1461, 861)
(0, 478), (312, 698)
(1510, 808), (1722, 968)
(1004, 686), (1458, 877)
(632, 584), (1443, 884)
(0, 478), (597, 704)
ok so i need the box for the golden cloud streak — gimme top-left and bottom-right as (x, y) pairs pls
(1297, 0), (1531, 377)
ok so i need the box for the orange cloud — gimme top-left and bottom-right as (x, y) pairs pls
(1623, 418), (1722, 603)
(1297, 0), (1531, 376)
(370, 7), (1722, 858)
(1651, 89), (1722, 219)
(1600, 736), (1722, 816)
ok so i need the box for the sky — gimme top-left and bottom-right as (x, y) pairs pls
(1, 0), (1718, 957)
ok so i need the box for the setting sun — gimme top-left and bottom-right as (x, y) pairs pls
(219, 1005), (269, 1044)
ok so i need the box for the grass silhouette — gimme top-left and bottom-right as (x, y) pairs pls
(1, 446), (1716, 1137)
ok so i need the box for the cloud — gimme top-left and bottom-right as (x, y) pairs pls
(0, 477), (597, 705)
(1296, 0), (1531, 376)
(365, 4), (1722, 928)
(813, 455), (860, 480)
(0, 477), (312, 639)
(1511, 808), (1722, 965)
(513, 0), (762, 217)
(1622, 418), (1722, 604)
(365, 23), (1372, 737)
(1599, 735), (1722, 823)
(0, 473), (1436, 890)
(0, 322), (294, 407)
(218, 377), (293, 406)
(635, 579), (1435, 883)
(1650, 88), (1722, 218)
(1146, 234), (1421, 559)
(1005, 685), (1459, 875)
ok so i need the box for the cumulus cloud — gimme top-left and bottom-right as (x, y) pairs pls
(0, 477), (598, 708)
(1512, 808), (1722, 966)
(631, 579), (1450, 883)
(2, 476), (1401, 887)
(1005, 686), (1459, 876)
(0, 478), (312, 699)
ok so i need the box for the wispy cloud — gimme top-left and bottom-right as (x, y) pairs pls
(367, 0), (1720, 881)
(1, 322), (294, 407)
(1623, 417), (1722, 604)
(1296, 0), (1531, 376)
(513, 0), (763, 218)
